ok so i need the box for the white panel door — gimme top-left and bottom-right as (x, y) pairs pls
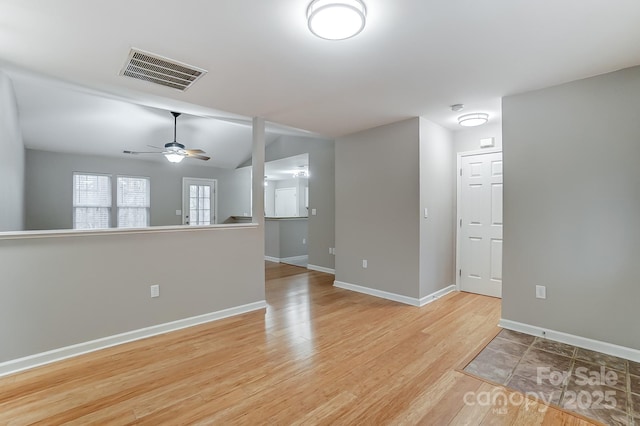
(458, 151), (503, 298)
(182, 178), (217, 225)
(275, 187), (297, 217)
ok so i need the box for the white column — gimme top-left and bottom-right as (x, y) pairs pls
(251, 117), (265, 225)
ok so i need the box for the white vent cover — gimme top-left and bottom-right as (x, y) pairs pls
(120, 48), (207, 91)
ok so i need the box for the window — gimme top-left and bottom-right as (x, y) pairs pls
(189, 184), (211, 225)
(73, 173), (111, 229)
(117, 176), (150, 228)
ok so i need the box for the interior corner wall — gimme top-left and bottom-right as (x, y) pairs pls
(264, 136), (335, 270)
(0, 71), (25, 231)
(502, 66), (640, 350)
(335, 118), (421, 298)
(419, 118), (455, 298)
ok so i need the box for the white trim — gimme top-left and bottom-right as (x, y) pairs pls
(499, 319), (640, 363)
(265, 256), (280, 263)
(182, 177), (218, 225)
(418, 285), (457, 307)
(455, 149), (503, 292)
(333, 281), (456, 307)
(281, 255), (308, 263)
(0, 223), (257, 241)
(0, 301), (267, 378)
(307, 264), (335, 275)
(458, 147), (502, 157)
(456, 153), (461, 291)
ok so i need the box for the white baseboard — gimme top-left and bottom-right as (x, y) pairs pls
(265, 255), (308, 264)
(307, 264), (335, 275)
(281, 255), (308, 263)
(333, 281), (456, 307)
(499, 319), (640, 363)
(0, 300), (268, 378)
(418, 285), (457, 307)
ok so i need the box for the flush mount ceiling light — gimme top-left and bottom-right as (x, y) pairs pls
(458, 113), (489, 127)
(307, 0), (367, 40)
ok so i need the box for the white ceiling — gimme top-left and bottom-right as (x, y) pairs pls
(7, 70), (313, 169)
(1, 0), (639, 138)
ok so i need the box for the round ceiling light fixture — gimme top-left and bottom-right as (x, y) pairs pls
(458, 113), (489, 127)
(307, 0), (367, 40)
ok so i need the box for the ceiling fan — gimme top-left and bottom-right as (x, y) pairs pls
(124, 111), (210, 163)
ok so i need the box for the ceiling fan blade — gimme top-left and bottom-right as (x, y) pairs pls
(146, 144), (164, 150)
(185, 149), (205, 154)
(123, 150), (163, 155)
(189, 154), (210, 161)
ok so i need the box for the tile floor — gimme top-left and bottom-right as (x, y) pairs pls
(464, 329), (640, 426)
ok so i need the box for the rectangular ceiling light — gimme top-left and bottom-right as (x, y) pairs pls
(120, 48), (207, 91)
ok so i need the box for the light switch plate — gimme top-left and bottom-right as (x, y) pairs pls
(311, 208), (317, 216)
(176, 210), (182, 216)
(424, 208), (428, 218)
(150, 285), (160, 298)
(535, 285), (546, 299)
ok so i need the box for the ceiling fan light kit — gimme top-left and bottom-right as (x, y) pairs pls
(307, 0), (367, 40)
(458, 112), (489, 127)
(164, 151), (185, 163)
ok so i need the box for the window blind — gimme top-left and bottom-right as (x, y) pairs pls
(117, 176), (150, 228)
(73, 173), (111, 229)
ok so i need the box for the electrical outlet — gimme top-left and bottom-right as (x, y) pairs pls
(150, 285), (160, 298)
(362, 259), (367, 269)
(303, 238), (306, 244)
(175, 209), (182, 216)
(536, 285), (546, 299)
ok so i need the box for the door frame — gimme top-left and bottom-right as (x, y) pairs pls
(455, 148), (502, 292)
(182, 177), (218, 225)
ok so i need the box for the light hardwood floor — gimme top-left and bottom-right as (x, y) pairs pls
(0, 262), (598, 425)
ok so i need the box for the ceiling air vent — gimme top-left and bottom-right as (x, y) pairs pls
(120, 48), (207, 91)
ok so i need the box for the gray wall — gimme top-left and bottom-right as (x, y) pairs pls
(453, 123), (503, 154)
(265, 181), (276, 217)
(220, 165), (252, 221)
(419, 118), (455, 297)
(265, 220), (281, 258)
(0, 226), (265, 362)
(502, 66), (640, 350)
(0, 72), (25, 231)
(24, 149), (251, 230)
(259, 135), (335, 270)
(336, 118), (421, 298)
(279, 219), (308, 258)
(265, 218), (308, 259)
